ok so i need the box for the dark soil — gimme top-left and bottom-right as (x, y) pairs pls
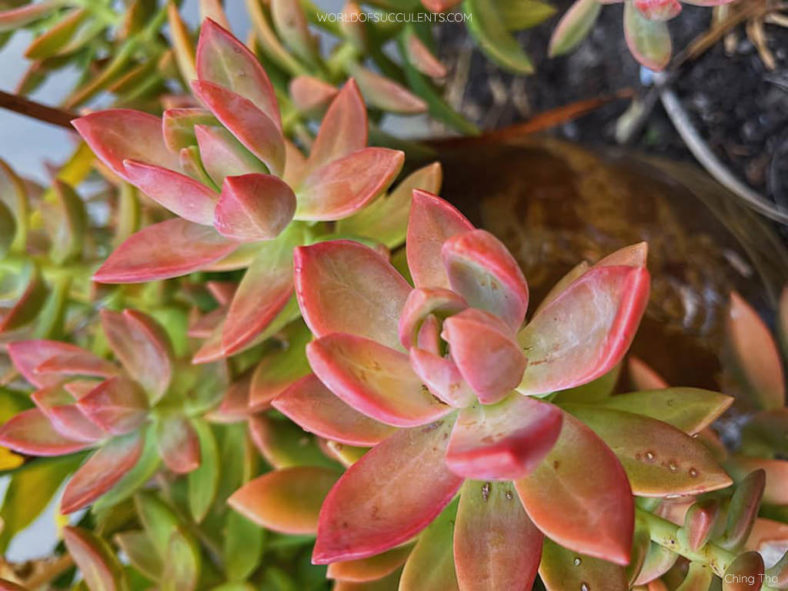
(434, 1), (788, 217)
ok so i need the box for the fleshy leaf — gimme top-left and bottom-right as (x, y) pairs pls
(162, 108), (216, 152)
(726, 456), (788, 506)
(599, 388), (732, 434)
(196, 18), (280, 127)
(634, 0), (681, 21)
(399, 500), (460, 591)
(446, 394), (562, 480)
(628, 355), (669, 390)
(295, 240), (411, 349)
(442, 230), (529, 329)
(454, 480), (542, 591)
(9, 340), (115, 387)
(249, 415), (337, 469)
(115, 531), (162, 581)
(726, 292), (785, 411)
(219, 229), (296, 357)
(515, 413), (633, 565)
(0, 408), (89, 456)
(308, 333), (453, 427)
(72, 110), (178, 182)
(192, 80), (285, 176)
(624, 0), (672, 71)
(63, 527), (127, 590)
(289, 75), (339, 117)
(407, 190), (474, 289)
(313, 419), (463, 564)
(155, 416), (201, 474)
(61, 431), (144, 513)
(398, 287), (467, 350)
(410, 348), (475, 408)
(33, 389), (106, 443)
(403, 31), (447, 78)
(272, 374), (396, 446)
(77, 376), (148, 435)
(548, 0), (602, 56)
(122, 159), (217, 225)
(517, 265), (650, 395)
(93, 219), (237, 283)
(230, 466), (339, 534)
(214, 173), (296, 241)
(350, 64), (427, 114)
(100, 309), (173, 402)
(328, 545), (412, 582)
(465, 0), (535, 74)
(564, 405), (733, 496)
(306, 79), (367, 174)
(443, 309), (526, 404)
(188, 419), (219, 522)
(248, 322), (311, 410)
(195, 124), (268, 185)
(295, 148), (404, 221)
(539, 539), (628, 591)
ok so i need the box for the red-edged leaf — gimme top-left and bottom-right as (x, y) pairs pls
(313, 419), (463, 564)
(727, 292), (785, 411)
(565, 405), (733, 496)
(727, 456), (788, 506)
(454, 480), (542, 590)
(162, 108), (216, 152)
(155, 416), (201, 474)
(77, 376), (149, 435)
(122, 159), (217, 225)
(533, 262), (589, 317)
(407, 190), (474, 289)
(634, 0), (681, 20)
(306, 79), (367, 174)
(8, 340), (111, 388)
(194, 124), (267, 185)
(31, 387), (106, 443)
(248, 321), (312, 410)
(219, 231), (295, 357)
(294, 240), (411, 349)
(351, 64), (427, 114)
(624, 0), (671, 71)
(100, 309), (173, 401)
(0, 408), (89, 456)
(404, 32), (447, 78)
(548, 0), (602, 57)
(192, 80), (284, 176)
(328, 545), (413, 582)
(628, 355), (669, 390)
(283, 140), (308, 187)
(443, 309), (526, 404)
(72, 110), (178, 182)
(196, 18), (280, 127)
(515, 412), (633, 565)
(61, 431), (144, 513)
(442, 230), (528, 329)
(94, 219), (237, 283)
(295, 148), (404, 221)
(206, 372), (251, 422)
(409, 348), (475, 408)
(308, 333), (453, 427)
(517, 265), (650, 396)
(398, 287), (467, 350)
(446, 394), (562, 481)
(596, 242), (648, 268)
(421, 0), (462, 11)
(273, 374), (396, 446)
(289, 75), (339, 117)
(214, 173), (296, 241)
(229, 466), (340, 534)
(62, 527), (126, 590)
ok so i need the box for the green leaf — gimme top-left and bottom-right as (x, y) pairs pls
(623, 0), (671, 71)
(134, 492), (179, 558)
(161, 527), (201, 591)
(0, 454), (83, 552)
(188, 419), (219, 523)
(464, 0), (534, 74)
(250, 415), (339, 469)
(115, 531), (163, 581)
(63, 526), (128, 591)
(224, 509), (266, 582)
(0, 156), (29, 251)
(539, 538), (628, 591)
(399, 499), (459, 591)
(495, 0), (556, 30)
(24, 8), (88, 60)
(593, 388), (733, 434)
(554, 364), (621, 404)
(0, 199), (15, 258)
(547, 0), (601, 57)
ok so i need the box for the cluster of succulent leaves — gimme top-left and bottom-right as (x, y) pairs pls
(1, 0), (735, 132)
(0, 4), (785, 591)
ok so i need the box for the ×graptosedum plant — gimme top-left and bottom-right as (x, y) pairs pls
(0, 7), (786, 591)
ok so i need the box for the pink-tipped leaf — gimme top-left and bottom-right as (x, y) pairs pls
(624, 0), (672, 71)
(634, 0), (681, 21)
(398, 287), (467, 350)
(194, 124), (268, 185)
(409, 348), (475, 408)
(446, 394), (562, 481)
(93, 219), (237, 283)
(313, 419), (462, 564)
(307, 333), (453, 427)
(289, 75), (339, 117)
(0, 408), (90, 456)
(155, 416), (201, 474)
(214, 173), (296, 241)
(407, 190), (474, 289)
(8, 340), (112, 388)
(294, 240), (411, 349)
(517, 265), (650, 396)
(62, 527), (126, 590)
(77, 376), (149, 435)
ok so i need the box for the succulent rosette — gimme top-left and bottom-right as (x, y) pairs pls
(228, 190), (736, 589)
(0, 309), (224, 514)
(73, 19), (406, 362)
